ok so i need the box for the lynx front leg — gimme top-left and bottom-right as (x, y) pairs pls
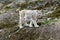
(32, 20), (39, 27)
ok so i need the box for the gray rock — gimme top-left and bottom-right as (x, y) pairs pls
(0, 3), (4, 9)
(0, 10), (19, 28)
(10, 21), (60, 40)
(0, 29), (10, 40)
(7, 2), (17, 8)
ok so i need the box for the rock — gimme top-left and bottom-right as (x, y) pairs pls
(0, 0), (14, 4)
(0, 29), (10, 40)
(0, 10), (19, 29)
(47, 6), (60, 18)
(7, 2), (17, 8)
(0, 20), (60, 40)
(10, 21), (60, 40)
(0, 26), (19, 40)
(0, 3), (4, 9)
(20, 0), (60, 10)
(0, 0), (60, 40)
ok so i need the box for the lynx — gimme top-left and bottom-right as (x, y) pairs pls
(19, 10), (39, 28)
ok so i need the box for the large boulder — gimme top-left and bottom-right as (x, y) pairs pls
(10, 20), (60, 40)
(0, 10), (19, 29)
(0, 3), (4, 9)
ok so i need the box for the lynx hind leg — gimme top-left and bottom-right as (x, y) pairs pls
(19, 18), (24, 28)
(29, 21), (33, 27)
(19, 11), (24, 28)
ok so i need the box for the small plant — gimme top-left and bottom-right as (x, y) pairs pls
(43, 18), (57, 25)
(43, 19), (50, 24)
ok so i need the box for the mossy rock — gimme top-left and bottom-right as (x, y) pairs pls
(48, 6), (60, 18)
(0, 19), (18, 29)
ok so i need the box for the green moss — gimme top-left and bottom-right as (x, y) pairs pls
(4, 6), (11, 10)
(20, 3), (29, 10)
(16, 4), (20, 7)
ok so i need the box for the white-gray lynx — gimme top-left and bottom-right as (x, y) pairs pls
(19, 10), (39, 28)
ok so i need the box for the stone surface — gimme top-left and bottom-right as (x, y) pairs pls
(0, 21), (60, 40)
(0, 0), (60, 40)
(0, 10), (19, 29)
(0, 3), (4, 9)
(9, 21), (60, 40)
